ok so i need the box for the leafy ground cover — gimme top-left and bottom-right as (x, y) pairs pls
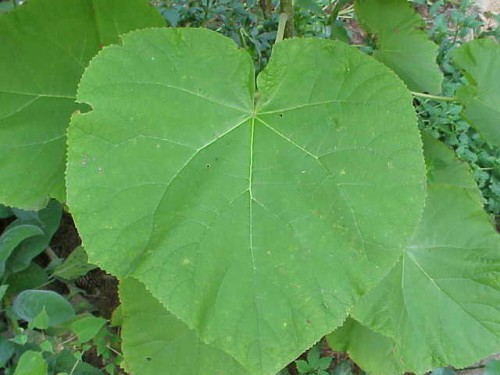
(0, 0), (499, 374)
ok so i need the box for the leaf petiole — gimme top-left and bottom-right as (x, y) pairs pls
(411, 91), (457, 102)
(276, 13), (288, 43)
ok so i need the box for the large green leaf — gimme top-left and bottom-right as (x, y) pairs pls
(340, 135), (500, 374)
(66, 29), (426, 373)
(355, 0), (443, 94)
(452, 39), (500, 148)
(120, 277), (250, 375)
(0, 0), (164, 209)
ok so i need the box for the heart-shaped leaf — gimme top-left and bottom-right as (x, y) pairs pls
(0, 224), (43, 278)
(0, 0), (164, 209)
(336, 135), (500, 374)
(13, 290), (75, 327)
(6, 200), (62, 274)
(67, 29), (426, 373)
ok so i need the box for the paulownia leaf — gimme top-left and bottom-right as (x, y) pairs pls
(341, 135), (500, 374)
(66, 29), (426, 373)
(452, 39), (500, 148)
(355, 0), (443, 94)
(0, 0), (164, 209)
(120, 277), (250, 375)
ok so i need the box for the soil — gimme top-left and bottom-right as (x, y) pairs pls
(49, 213), (120, 319)
(48, 214), (122, 372)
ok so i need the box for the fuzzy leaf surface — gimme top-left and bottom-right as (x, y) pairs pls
(0, 0), (163, 209)
(345, 135), (500, 374)
(452, 39), (500, 148)
(355, 0), (443, 93)
(120, 277), (250, 375)
(67, 29), (426, 374)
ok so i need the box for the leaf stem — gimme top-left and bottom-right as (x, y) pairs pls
(279, 0), (294, 39)
(276, 13), (288, 43)
(411, 91), (457, 102)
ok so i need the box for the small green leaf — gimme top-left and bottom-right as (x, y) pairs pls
(11, 333), (28, 345)
(29, 307), (50, 330)
(13, 290), (75, 326)
(306, 346), (321, 367)
(0, 224), (44, 277)
(7, 200), (62, 274)
(13, 350), (47, 375)
(5, 262), (48, 296)
(52, 246), (97, 281)
(295, 360), (311, 373)
(104, 363), (116, 375)
(355, 0), (443, 93)
(39, 340), (54, 354)
(71, 315), (107, 343)
(331, 20), (350, 43)
(318, 356), (332, 370)
(452, 39), (500, 148)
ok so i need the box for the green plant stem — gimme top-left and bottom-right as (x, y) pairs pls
(276, 13), (288, 43)
(279, 0), (294, 39)
(45, 246), (58, 261)
(411, 91), (457, 102)
(106, 344), (123, 356)
(12, 0), (16, 8)
(69, 352), (83, 375)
